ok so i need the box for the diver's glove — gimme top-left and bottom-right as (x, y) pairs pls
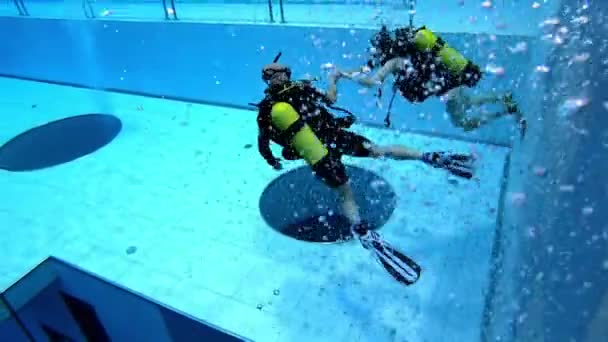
(267, 157), (283, 170)
(335, 115), (356, 128)
(281, 147), (300, 160)
(503, 92), (519, 113)
(421, 152), (475, 179)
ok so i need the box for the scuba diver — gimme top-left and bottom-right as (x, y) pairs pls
(253, 53), (476, 286)
(337, 25), (483, 127)
(445, 87), (527, 138)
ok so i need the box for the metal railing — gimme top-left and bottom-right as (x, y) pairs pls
(6, 0), (405, 25)
(82, 0), (95, 19)
(162, 0), (177, 20)
(12, 0), (28, 16)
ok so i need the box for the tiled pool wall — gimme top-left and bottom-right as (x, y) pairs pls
(1, 15), (539, 146)
(484, 0), (608, 341)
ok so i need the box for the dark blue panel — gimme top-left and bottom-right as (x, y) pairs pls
(159, 305), (246, 342)
(13, 279), (86, 342)
(0, 315), (30, 342)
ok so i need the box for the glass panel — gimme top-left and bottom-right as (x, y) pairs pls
(174, 0), (273, 23)
(0, 296), (29, 342)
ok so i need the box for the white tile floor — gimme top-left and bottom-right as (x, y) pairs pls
(0, 77), (510, 341)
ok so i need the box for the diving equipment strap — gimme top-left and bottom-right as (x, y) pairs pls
(383, 74), (402, 127)
(278, 117), (306, 142)
(327, 104), (357, 122)
(408, 0), (416, 28)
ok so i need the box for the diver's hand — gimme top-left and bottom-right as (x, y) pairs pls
(337, 70), (357, 79)
(328, 70), (343, 81)
(336, 115), (357, 128)
(268, 157), (283, 170)
(343, 115), (356, 127)
(337, 66), (370, 79)
(421, 152), (475, 179)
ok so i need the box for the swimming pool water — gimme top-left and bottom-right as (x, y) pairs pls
(1, 1), (606, 341)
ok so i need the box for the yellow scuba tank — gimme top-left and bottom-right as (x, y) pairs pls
(270, 102), (328, 166)
(413, 28), (471, 76)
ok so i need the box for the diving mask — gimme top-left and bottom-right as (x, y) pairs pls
(262, 63), (292, 83)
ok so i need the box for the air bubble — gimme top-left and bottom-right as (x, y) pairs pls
(559, 185), (575, 192)
(532, 166), (547, 177)
(509, 192), (527, 206)
(508, 42), (528, 54)
(481, 1), (493, 9)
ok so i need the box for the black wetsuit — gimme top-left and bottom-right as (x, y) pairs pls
(370, 27), (482, 103)
(256, 81), (372, 187)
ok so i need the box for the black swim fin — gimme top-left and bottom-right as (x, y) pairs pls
(353, 224), (422, 286)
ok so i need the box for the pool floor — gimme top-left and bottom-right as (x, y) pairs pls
(0, 77), (510, 341)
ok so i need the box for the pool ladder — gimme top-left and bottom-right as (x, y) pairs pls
(12, 0), (286, 23)
(267, 0), (286, 23)
(12, 0), (28, 16)
(162, 0), (178, 20)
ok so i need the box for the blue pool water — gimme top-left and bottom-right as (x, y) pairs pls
(0, 1), (606, 342)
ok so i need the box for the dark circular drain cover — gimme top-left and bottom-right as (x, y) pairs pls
(259, 165), (397, 243)
(0, 114), (122, 172)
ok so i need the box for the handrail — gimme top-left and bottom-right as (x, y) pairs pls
(162, 0), (178, 20)
(169, 0), (177, 20)
(279, 0), (285, 23)
(162, 0), (170, 19)
(267, 0), (275, 23)
(12, 0), (29, 16)
(82, 0), (95, 19)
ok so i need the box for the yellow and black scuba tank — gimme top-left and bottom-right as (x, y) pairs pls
(410, 27), (482, 87)
(370, 26), (482, 126)
(369, 25), (482, 87)
(251, 81), (329, 166)
(268, 101), (329, 166)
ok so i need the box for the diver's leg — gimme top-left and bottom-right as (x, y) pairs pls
(458, 112), (507, 131)
(311, 155), (362, 226)
(447, 99), (479, 131)
(334, 130), (423, 161)
(335, 182), (362, 225)
(368, 144), (422, 160)
(445, 96), (491, 132)
(468, 94), (503, 106)
(313, 153), (422, 285)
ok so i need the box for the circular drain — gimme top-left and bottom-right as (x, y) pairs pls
(0, 114), (122, 172)
(259, 165), (397, 243)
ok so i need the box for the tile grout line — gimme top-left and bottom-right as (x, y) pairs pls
(479, 148), (513, 342)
